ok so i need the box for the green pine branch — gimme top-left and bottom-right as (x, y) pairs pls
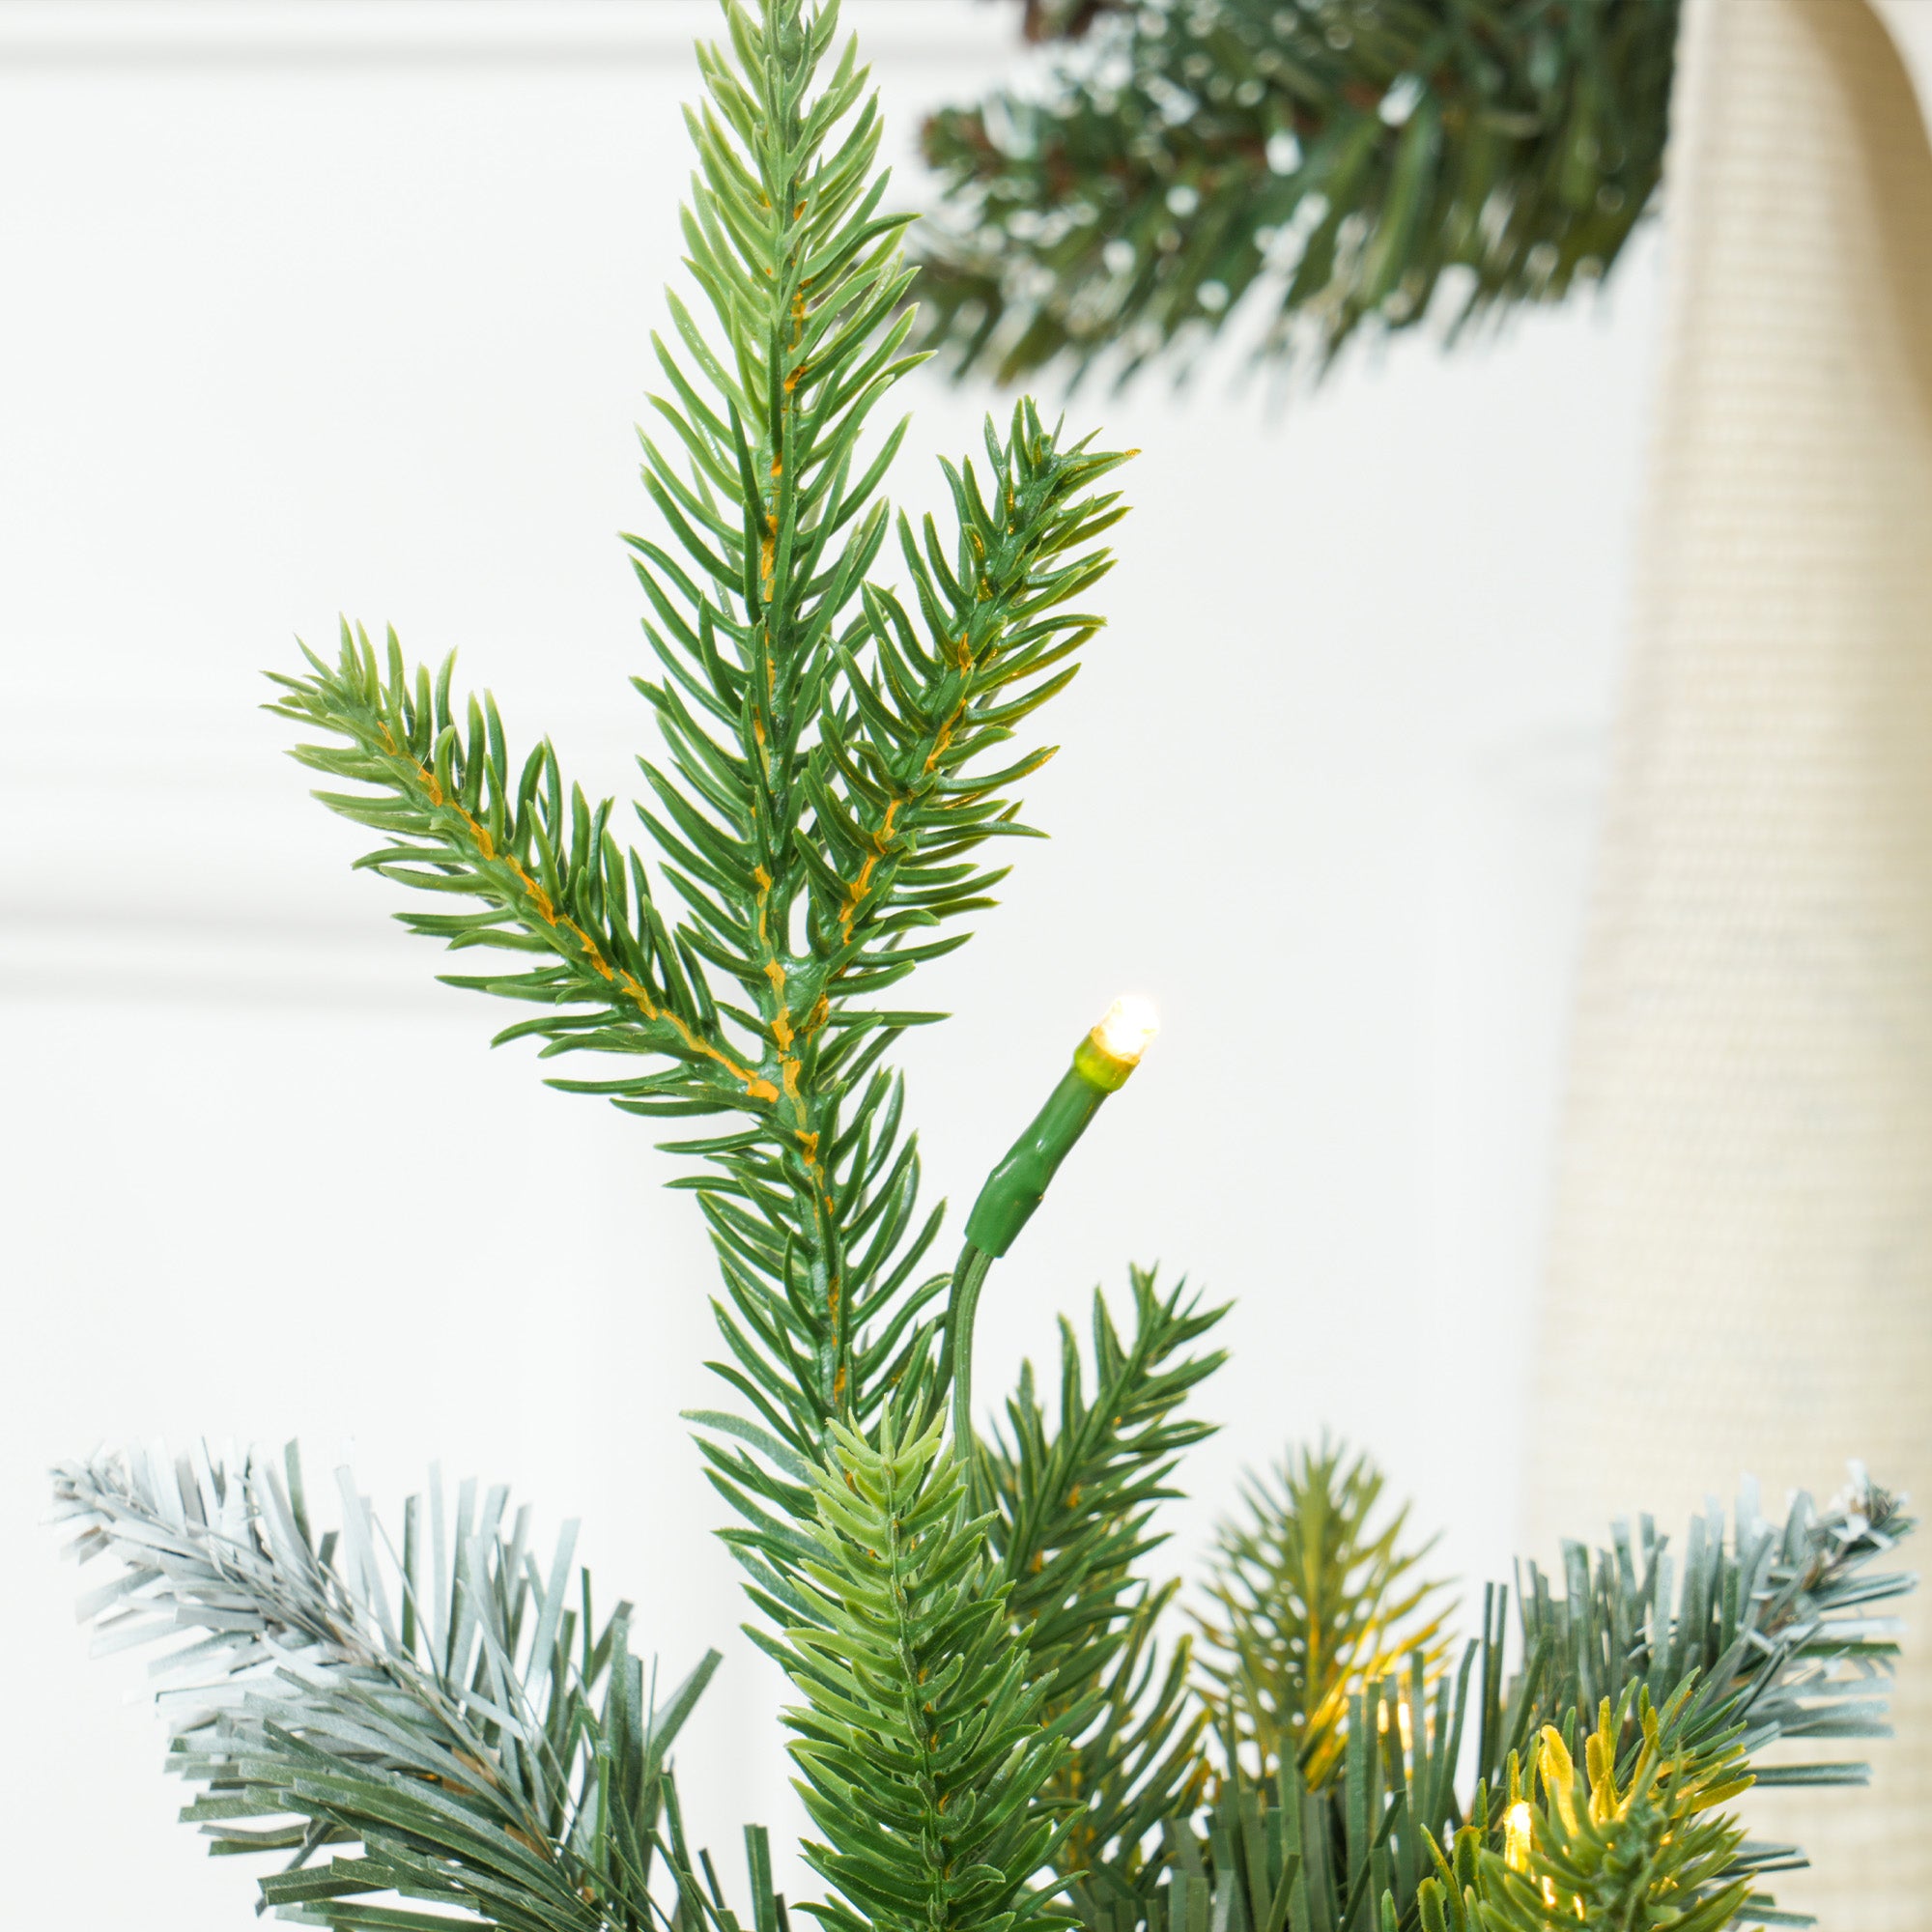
(981, 1269), (1229, 1903)
(990, 1271), (1226, 1706)
(268, 630), (761, 1102)
(765, 1410), (1070, 1932)
(649, 393), (1132, 1484)
(1158, 1468), (1917, 1932)
(1422, 1702), (1754, 1932)
(611, 0), (1130, 1492)
(911, 0), (1680, 386)
(1047, 1579), (1213, 1920)
(1194, 1440), (1454, 1790)
(267, 0), (1135, 1584)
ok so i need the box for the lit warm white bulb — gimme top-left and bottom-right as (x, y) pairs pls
(1094, 994), (1160, 1065)
(1502, 1801), (1535, 1875)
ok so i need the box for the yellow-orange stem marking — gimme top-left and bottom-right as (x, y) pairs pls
(386, 729), (778, 1103)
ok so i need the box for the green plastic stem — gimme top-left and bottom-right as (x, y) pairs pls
(964, 1062), (1111, 1259)
(946, 1036), (1136, 1461)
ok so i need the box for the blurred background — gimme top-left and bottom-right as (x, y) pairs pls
(6, 0), (1881, 1920)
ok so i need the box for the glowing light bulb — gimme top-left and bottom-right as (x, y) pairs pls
(1503, 1802), (1535, 1875)
(1094, 994), (1160, 1065)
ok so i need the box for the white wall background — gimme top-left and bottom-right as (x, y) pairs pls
(0, 3), (1659, 1921)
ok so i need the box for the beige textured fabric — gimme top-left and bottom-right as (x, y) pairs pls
(1530, 0), (1932, 1920)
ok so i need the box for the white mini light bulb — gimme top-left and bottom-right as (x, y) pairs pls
(1094, 993), (1160, 1066)
(1503, 1801), (1535, 1874)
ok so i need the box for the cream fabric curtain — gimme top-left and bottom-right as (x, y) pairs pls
(1529, 0), (1932, 1920)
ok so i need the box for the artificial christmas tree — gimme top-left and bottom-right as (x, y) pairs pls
(52, 7), (1914, 1930)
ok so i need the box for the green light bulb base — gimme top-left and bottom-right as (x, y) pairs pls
(943, 1009), (1153, 1460)
(963, 1060), (1111, 1260)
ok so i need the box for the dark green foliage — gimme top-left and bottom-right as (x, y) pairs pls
(51, 7), (1920, 1932)
(245, 11), (1185, 1931)
(646, 385), (1130, 1489)
(1195, 1441), (1452, 1788)
(57, 1424), (1913, 1932)
(991, 1271), (1227, 1714)
(655, 1808), (797, 1932)
(912, 0), (1681, 385)
(1151, 1474), (1917, 1932)
(982, 1270), (1230, 1916)
(1054, 1585), (1213, 1922)
(51, 1444), (722, 1932)
(766, 1412), (1069, 1932)
(265, 0), (1133, 1555)
(1141, 1778), (1307, 1932)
